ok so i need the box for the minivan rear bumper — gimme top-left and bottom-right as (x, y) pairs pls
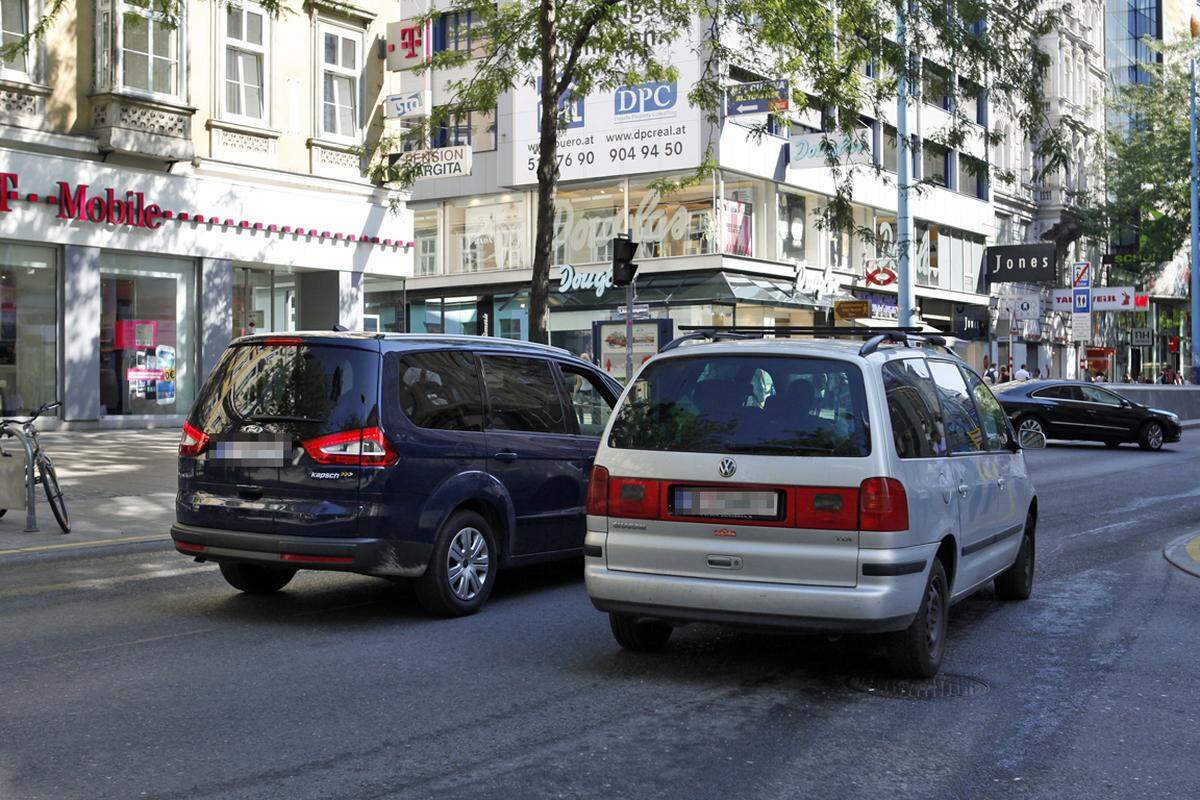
(171, 523), (431, 577)
(585, 538), (939, 634)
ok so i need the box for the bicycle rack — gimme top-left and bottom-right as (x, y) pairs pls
(3, 429), (39, 533)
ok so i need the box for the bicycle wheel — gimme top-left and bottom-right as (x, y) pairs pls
(38, 456), (69, 534)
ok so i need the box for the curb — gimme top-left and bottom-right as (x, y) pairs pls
(0, 534), (171, 563)
(1164, 531), (1200, 579)
(1181, 420), (1200, 430)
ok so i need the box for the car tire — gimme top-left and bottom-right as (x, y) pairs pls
(219, 562), (296, 594)
(414, 510), (498, 617)
(994, 512), (1035, 601)
(1016, 415), (1047, 442)
(886, 559), (948, 679)
(609, 613), (673, 652)
(1138, 421), (1165, 451)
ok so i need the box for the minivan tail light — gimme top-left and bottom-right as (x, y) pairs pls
(586, 465), (610, 516)
(859, 477), (909, 531)
(302, 427), (398, 467)
(608, 477), (662, 520)
(179, 421), (209, 458)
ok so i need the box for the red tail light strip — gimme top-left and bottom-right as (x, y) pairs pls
(178, 422), (210, 458)
(593, 476), (908, 532)
(301, 427), (399, 467)
(281, 553), (354, 564)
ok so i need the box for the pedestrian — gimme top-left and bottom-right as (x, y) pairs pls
(999, 366), (1011, 383)
(1123, 372), (1132, 383)
(1015, 363), (1031, 381)
(984, 362), (998, 384)
(1094, 372), (1106, 383)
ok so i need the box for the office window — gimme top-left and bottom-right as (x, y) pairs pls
(432, 108), (495, 152)
(320, 24), (360, 139)
(1, 0), (28, 75)
(960, 155), (987, 199)
(922, 61), (950, 111)
(122, 0), (180, 96)
(922, 142), (948, 187)
(433, 11), (472, 53)
(224, 4), (268, 121)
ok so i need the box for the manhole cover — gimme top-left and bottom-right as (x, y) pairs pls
(846, 673), (989, 699)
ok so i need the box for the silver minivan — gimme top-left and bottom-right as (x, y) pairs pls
(584, 335), (1041, 677)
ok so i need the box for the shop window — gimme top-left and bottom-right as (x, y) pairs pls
(223, 3), (269, 123)
(414, 208), (439, 276)
(555, 182), (623, 265)
(777, 191), (806, 262)
(722, 177), (760, 257)
(627, 175), (715, 259)
(829, 224), (850, 270)
(1, 0), (29, 77)
(114, 0), (183, 98)
(233, 267), (297, 337)
(0, 243), (56, 416)
(99, 253), (195, 417)
(319, 22), (361, 140)
(447, 195), (525, 273)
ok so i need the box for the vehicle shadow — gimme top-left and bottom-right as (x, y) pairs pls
(176, 556), (586, 629)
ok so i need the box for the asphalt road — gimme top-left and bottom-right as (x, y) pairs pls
(1, 439), (1199, 800)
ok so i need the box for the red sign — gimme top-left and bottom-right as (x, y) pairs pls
(1134, 294), (1150, 309)
(866, 264), (898, 287)
(1169, 335), (1180, 353)
(386, 19), (431, 71)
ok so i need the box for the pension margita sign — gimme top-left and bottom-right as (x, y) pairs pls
(0, 172), (167, 228)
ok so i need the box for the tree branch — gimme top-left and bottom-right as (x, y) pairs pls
(554, 0), (623, 97)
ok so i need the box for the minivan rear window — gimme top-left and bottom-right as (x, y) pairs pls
(191, 343), (378, 437)
(608, 355), (870, 457)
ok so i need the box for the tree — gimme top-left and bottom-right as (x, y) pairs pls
(693, 0), (1069, 245)
(1076, 39), (1200, 277)
(374, 0), (699, 344)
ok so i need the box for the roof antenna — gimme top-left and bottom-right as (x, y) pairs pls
(332, 324), (349, 332)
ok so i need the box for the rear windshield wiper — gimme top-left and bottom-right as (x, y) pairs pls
(245, 414), (327, 423)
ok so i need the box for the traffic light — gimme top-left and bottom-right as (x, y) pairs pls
(612, 234), (639, 287)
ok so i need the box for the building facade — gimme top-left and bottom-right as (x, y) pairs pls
(378, 2), (1112, 380)
(0, 0), (414, 426)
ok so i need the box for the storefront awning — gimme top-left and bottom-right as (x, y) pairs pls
(550, 270), (817, 311)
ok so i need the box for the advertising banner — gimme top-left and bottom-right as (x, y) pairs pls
(983, 243), (1057, 284)
(510, 22), (703, 184)
(789, 130), (872, 169)
(596, 320), (665, 381)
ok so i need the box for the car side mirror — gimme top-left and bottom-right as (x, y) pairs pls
(1017, 428), (1046, 450)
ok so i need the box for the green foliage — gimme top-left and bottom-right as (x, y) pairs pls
(1076, 39), (1200, 275)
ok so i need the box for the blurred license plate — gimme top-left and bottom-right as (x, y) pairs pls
(672, 488), (780, 519)
(211, 441), (290, 465)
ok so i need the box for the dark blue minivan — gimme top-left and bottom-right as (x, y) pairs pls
(172, 332), (621, 615)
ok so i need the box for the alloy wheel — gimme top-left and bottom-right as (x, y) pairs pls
(1147, 423), (1163, 449)
(446, 527), (490, 601)
(1019, 417), (1044, 437)
(925, 574), (946, 661)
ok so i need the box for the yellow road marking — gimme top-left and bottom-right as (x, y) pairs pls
(1187, 535), (1200, 566)
(0, 533), (169, 557)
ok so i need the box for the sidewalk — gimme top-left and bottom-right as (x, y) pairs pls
(0, 428), (179, 556)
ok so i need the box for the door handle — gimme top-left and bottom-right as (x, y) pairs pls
(494, 452), (518, 463)
(706, 555), (743, 570)
(997, 477), (1007, 491)
(957, 484), (969, 498)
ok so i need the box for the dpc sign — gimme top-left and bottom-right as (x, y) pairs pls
(984, 243), (1057, 284)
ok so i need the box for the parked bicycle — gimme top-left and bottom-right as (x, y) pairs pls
(0, 401), (70, 534)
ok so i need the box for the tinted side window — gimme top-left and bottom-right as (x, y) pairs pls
(560, 366), (615, 437)
(882, 359), (946, 458)
(962, 367), (1010, 451)
(1036, 385), (1082, 401)
(1080, 386), (1122, 406)
(482, 356), (569, 434)
(395, 350), (483, 431)
(928, 360), (985, 453)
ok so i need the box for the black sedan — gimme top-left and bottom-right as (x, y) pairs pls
(994, 380), (1183, 450)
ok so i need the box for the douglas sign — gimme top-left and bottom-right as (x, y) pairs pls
(984, 243), (1057, 284)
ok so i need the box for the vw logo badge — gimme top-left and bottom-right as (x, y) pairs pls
(717, 457), (737, 478)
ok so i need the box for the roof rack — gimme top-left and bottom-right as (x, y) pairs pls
(665, 325), (955, 358)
